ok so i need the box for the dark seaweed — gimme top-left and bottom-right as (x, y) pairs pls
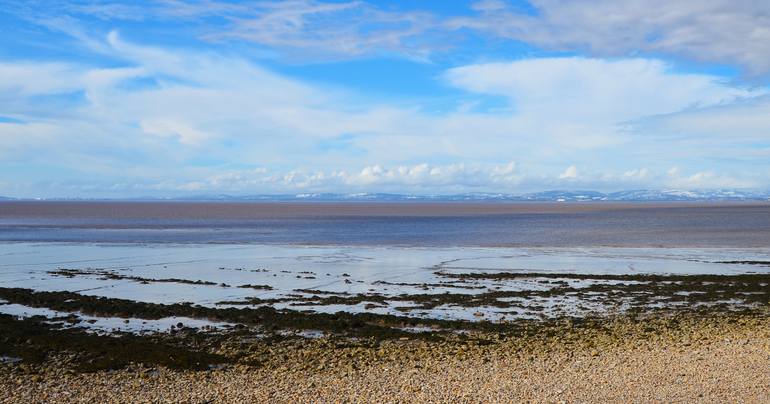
(0, 314), (226, 372)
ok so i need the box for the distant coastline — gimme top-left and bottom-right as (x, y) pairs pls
(2, 189), (770, 203)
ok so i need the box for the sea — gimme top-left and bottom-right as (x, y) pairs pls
(1, 201), (769, 330)
(1, 201), (769, 246)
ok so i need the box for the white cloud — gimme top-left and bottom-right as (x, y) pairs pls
(443, 57), (767, 160)
(3, 162), (765, 197)
(630, 95), (770, 143)
(665, 171), (757, 189)
(347, 161), (522, 189)
(667, 167), (680, 177)
(0, 62), (85, 96)
(445, 58), (760, 123)
(2, 33), (770, 196)
(52, 0), (442, 61)
(623, 168), (650, 180)
(139, 119), (209, 145)
(559, 165), (579, 180)
(471, 1), (508, 12)
(209, 0), (442, 60)
(453, 0), (770, 76)
(126, 162), (524, 194)
(21, 0), (770, 73)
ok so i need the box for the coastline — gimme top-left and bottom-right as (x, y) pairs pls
(2, 307), (770, 402)
(6, 0), (770, 399)
(1, 217), (769, 401)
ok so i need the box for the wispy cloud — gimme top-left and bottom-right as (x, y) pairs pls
(18, 0), (445, 61)
(451, 0), (770, 77)
(2, 5), (770, 197)
(203, 1), (442, 60)
(13, 0), (770, 71)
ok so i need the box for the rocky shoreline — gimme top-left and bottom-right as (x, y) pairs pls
(2, 300), (770, 402)
(3, 266), (770, 402)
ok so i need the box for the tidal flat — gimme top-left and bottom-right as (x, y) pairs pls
(2, 302), (770, 402)
(1, 242), (770, 401)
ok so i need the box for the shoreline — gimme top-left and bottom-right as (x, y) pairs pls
(2, 243), (770, 401)
(2, 308), (770, 402)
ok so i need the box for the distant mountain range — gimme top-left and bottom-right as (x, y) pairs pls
(3, 190), (770, 202)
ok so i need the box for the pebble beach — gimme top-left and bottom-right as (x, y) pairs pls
(3, 311), (770, 403)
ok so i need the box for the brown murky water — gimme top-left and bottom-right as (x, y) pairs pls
(1, 201), (769, 247)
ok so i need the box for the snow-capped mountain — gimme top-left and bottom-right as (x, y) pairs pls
(3, 189), (769, 202)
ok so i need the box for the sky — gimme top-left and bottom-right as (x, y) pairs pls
(1, 0), (770, 197)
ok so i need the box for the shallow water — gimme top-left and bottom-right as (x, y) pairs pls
(2, 202), (769, 330)
(2, 242), (769, 326)
(0, 301), (232, 334)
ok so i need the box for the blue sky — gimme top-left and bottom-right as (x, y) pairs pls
(2, 0), (770, 197)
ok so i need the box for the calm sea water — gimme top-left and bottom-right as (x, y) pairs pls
(2, 201), (770, 325)
(1, 201), (769, 247)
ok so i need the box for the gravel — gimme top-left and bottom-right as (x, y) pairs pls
(2, 316), (770, 403)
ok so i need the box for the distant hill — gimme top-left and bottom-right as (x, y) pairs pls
(3, 190), (769, 202)
(153, 189), (770, 202)
(144, 190), (770, 202)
